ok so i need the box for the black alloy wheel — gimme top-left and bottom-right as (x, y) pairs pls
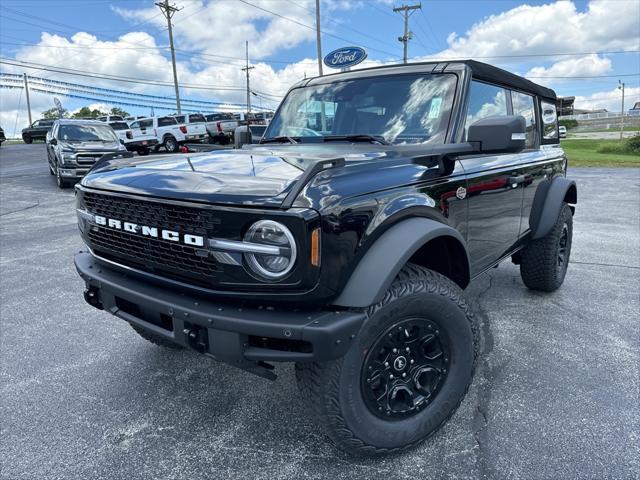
(362, 318), (448, 419)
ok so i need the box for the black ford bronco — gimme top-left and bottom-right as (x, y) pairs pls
(74, 60), (576, 455)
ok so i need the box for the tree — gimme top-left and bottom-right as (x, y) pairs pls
(41, 107), (68, 119)
(109, 107), (129, 117)
(71, 107), (104, 119)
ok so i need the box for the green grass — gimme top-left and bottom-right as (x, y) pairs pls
(561, 139), (640, 167)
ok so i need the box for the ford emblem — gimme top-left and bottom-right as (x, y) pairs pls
(323, 46), (367, 69)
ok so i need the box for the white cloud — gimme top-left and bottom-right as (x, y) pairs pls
(437, 0), (640, 59)
(525, 54), (612, 84)
(113, 0), (317, 60)
(574, 86), (640, 112)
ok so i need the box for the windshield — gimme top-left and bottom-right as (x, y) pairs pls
(59, 124), (118, 142)
(109, 122), (130, 130)
(265, 73), (457, 144)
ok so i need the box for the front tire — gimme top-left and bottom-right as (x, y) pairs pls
(296, 265), (477, 455)
(137, 147), (150, 156)
(519, 202), (573, 292)
(55, 163), (71, 188)
(23, 136), (32, 144)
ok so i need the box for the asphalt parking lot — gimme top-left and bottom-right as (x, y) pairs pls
(1, 143), (638, 480)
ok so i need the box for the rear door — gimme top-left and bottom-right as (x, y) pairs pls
(130, 119), (155, 143)
(458, 80), (526, 275)
(515, 95), (566, 236)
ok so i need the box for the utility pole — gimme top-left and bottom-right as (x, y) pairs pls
(242, 41), (255, 124)
(618, 80), (625, 140)
(315, 0), (323, 76)
(23, 73), (32, 125)
(393, 3), (421, 64)
(156, 0), (182, 114)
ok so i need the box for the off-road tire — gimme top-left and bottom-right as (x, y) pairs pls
(130, 324), (184, 349)
(163, 135), (179, 153)
(520, 202), (573, 292)
(295, 264), (477, 455)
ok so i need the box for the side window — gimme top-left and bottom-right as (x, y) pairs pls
(157, 117), (175, 127)
(32, 120), (40, 127)
(511, 91), (538, 148)
(130, 121), (139, 129)
(464, 81), (508, 138)
(139, 119), (153, 129)
(540, 100), (558, 142)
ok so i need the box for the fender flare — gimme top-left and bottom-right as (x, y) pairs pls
(332, 217), (470, 308)
(529, 177), (577, 240)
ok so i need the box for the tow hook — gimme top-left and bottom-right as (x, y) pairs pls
(183, 323), (208, 353)
(83, 287), (103, 310)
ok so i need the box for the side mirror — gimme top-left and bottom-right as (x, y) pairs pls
(467, 115), (526, 154)
(120, 139), (125, 145)
(50, 138), (57, 145)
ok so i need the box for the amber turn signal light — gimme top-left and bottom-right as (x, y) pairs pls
(310, 228), (320, 266)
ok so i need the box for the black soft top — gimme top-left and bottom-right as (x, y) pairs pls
(464, 60), (556, 101)
(300, 59), (556, 102)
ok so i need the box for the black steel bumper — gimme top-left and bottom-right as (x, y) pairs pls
(75, 252), (366, 374)
(125, 139), (158, 150)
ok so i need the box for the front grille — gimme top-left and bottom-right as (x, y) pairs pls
(80, 191), (224, 286)
(75, 154), (101, 165)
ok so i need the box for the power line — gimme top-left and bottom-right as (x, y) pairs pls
(236, 0), (400, 59)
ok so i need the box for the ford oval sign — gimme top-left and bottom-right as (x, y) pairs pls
(323, 46), (367, 69)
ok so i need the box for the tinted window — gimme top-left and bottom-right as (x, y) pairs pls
(541, 100), (558, 141)
(130, 121), (139, 129)
(109, 115), (124, 121)
(267, 73), (457, 144)
(40, 120), (54, 127)
(511, 91), (538, 148)
(189, 114), (205, 123)
(97, 117), (107, 122)
(139, 119), (153, 128)
(158, 117), (177, 127)
(109, 122), (130, 130)
(173, 115), (185, 123)
(464, 81), (508, 138)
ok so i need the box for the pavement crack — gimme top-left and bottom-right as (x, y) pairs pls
(570, 260), (640, 270)
(0, 200), (40, 216)
(470, 272), (496, 479)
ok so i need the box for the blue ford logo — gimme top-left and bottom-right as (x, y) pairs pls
(323, 46), (367, 69)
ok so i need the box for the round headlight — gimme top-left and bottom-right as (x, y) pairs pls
(243, 220), (297, 280)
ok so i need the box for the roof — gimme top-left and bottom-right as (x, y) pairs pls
(463, 60), (556, 100)
(300, 59), (557, 101)
(55, 119), (106, 124)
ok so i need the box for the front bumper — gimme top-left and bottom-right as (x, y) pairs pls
(59, 166), (91, 178)
(75, 252), (365, 374)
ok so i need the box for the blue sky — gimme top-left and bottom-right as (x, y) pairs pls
(0, 0), (638, 135)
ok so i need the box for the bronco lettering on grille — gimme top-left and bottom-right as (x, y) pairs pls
(94, 214), (204, 247)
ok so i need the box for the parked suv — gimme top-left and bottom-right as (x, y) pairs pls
(46, 119), (127, 188)
(74, 61), (576, 455)
(22, 119), (54, 143)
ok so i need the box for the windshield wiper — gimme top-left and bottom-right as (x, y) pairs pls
(322, 134), (390, 145)
(259, 136), (298, 144)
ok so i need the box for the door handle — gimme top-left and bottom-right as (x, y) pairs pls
(508, 175), (525, 188)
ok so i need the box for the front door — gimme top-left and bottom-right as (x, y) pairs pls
(458, 80), (525, 276)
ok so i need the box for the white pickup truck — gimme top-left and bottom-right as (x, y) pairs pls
(129, 116), (187, 153)
(171, 114), (207, 144)
(122, 118), (159, 155)
(204, 112), (238, 144)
